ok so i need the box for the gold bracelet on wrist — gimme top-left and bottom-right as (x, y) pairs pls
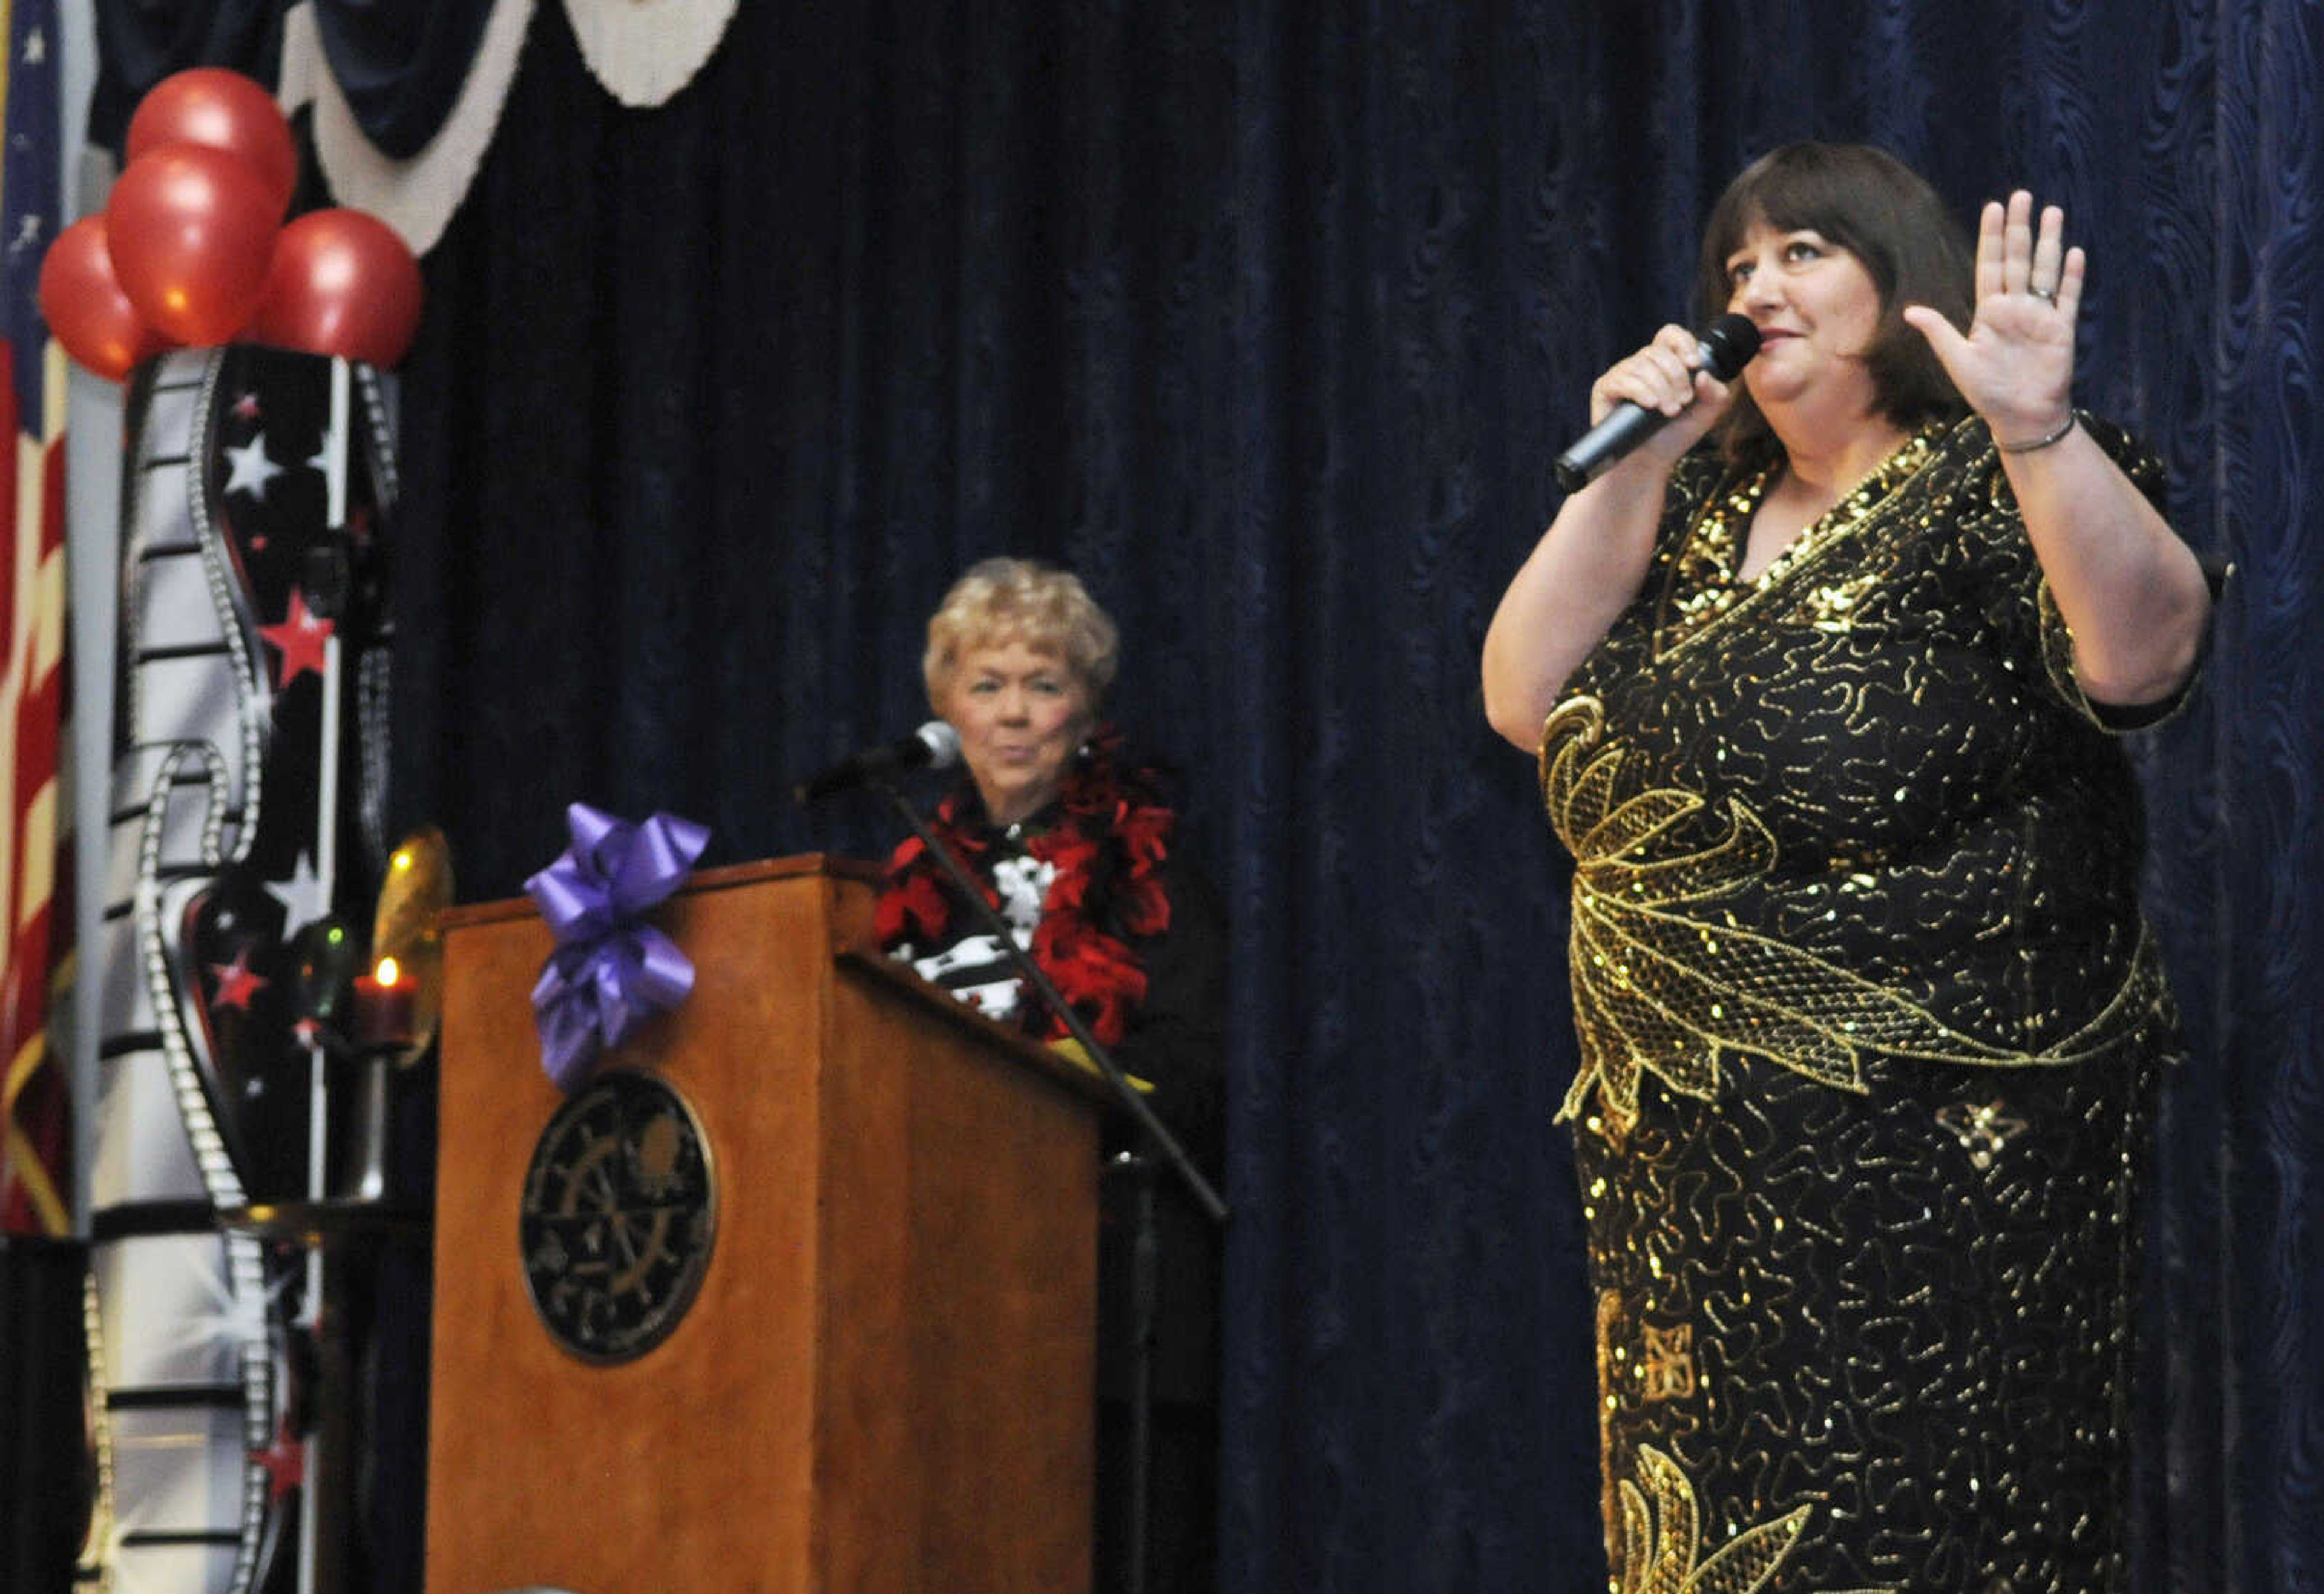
(1996, 410), (2078, 455)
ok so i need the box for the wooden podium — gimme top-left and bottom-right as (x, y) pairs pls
(426, 856), (1106, 1594)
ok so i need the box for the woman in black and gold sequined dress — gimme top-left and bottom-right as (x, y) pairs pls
(1482, 145), (2215, 1593)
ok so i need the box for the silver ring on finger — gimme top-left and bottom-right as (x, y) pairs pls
(2029, 284), (2056, 303)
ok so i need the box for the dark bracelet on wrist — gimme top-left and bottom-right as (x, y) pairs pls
(1997, 410), (2078, 455)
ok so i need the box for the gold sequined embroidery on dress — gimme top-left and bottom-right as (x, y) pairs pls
(1655, 426), (1945, 656)
(1610, 1446), (1896, 1594)
(1539, 694), (2167, 1136)
(1935, 1098), (2030, 1169)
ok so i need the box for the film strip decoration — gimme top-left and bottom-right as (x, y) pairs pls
(86, 344), (396, 1594)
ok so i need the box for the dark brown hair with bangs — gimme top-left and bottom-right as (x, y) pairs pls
(1693, 142), (1975, 470)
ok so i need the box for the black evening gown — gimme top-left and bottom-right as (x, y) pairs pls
(1546, 416), (2193, 1594)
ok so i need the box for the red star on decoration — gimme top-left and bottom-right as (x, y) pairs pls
(211, 947), (268, 1011)
(251, 1420), (305, 1500)
(259, 588), (333, 687)
(218, 510), (270, 553)
(232, 392), (261, 422)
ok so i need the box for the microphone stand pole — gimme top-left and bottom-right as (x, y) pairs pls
(857, 774), (1229, 1225)
(1114, 1148), (1159, 1594)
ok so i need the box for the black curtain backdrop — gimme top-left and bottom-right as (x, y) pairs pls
(92, 1), (2323, 1590)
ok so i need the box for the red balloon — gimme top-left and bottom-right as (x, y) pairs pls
(126, 68), (298, 220)
(246, 210), (424, 368)
(105, 143), (281, 346)
(38, 215), (172, 381)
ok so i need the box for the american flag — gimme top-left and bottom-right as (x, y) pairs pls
(1, 0), (74, 1238)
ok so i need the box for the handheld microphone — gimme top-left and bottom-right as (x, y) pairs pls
(1552, 313), (1761, 493)
(794, 721), (962, 805)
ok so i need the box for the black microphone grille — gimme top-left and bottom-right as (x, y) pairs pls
(1699, 314), (1761, 380)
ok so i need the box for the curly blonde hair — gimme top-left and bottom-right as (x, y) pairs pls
(922, 557), (1120, 710)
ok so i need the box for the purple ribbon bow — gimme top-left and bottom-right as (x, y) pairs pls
(525, 803), (711, 1092)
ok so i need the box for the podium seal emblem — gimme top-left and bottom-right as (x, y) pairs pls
(519, 1069), (717, 1363)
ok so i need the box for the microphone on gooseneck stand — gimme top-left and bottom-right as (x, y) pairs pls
(1552, 312), (1762, 493)
(792, 721), (962, 806)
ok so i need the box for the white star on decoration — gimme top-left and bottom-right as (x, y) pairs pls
(223, 436), (286, 501)
(265, 852), (328, 939)
(23, 27), (47, 66)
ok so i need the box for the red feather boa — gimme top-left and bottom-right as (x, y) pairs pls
(875, 729), (1175, 1047)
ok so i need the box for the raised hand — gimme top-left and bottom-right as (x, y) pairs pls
(1900, 190), (2079, 447)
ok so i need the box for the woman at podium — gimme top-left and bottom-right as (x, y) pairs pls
(875, 556), (1227, 1594)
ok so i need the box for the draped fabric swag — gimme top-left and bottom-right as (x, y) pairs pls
(87, 2), (2323, 1590)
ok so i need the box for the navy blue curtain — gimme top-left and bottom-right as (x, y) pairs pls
(92, 2), (2324, 1590)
